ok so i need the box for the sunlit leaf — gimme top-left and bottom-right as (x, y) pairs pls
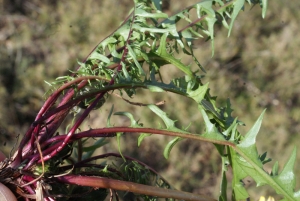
(228, 0), (245, 37)
(153, 33), (194, 78)
(89, 52), (111, 64)
(261, 0), (268, 18)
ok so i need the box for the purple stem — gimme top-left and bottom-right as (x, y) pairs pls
(41, 14), (135, 163)
(24, 143), (61, 169)
(56, 175), (215, 201)
(13, 10), (136, 168)
(23, 132), (116, 165)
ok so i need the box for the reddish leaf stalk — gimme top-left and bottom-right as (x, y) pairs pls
(73, 127), (236, 147)
(25, 133), (116, 166)
(24, 143), (61, 169)
(41, 13), (136, 164)
(56, 175), (216, 201)
(26, 125), (235, 166)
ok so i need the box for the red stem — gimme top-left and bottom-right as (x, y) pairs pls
(41, 13), (136, 164)
(72, 127), (235, 146)
(27, 126), (234, 166)
(56, 175), (216, 201)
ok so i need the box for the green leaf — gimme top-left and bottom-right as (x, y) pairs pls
(201, 99), (222, 120)
(228, 0), (245, 37)
(89, 52), (111, 64)
(148, 105), (189, 158)
(153, 33), (194, 78)
(148, 104), (177, 131)
(216, 8), (229, 30)
(271, 161), (279, 176)
(132, 24), (173, 34)
(261, 0), (268, 18)
(229, 146), (249, 200)
(223, 99), (244, 128)
(187, 82), (209, 103)
(218, 171), (227, 201)
(259, 152), (272, 165)
(200, 107), (226, 141)
(147, 85), (165, 92)
(181, 29), (206, 72)
(163, 137), (183, 159)
(227, 111), (267, 200)
(82, 138), (108, 160)
(238, 110), (266, 164)
(230, 111), (299, 200)
(137, 133), (151, 147)
(127, 45), (145, 75)
(223, 117), (238, 138)
(198, 1), (217, 55)
(107, 105), (114, 127)
(117, 132), (125, 162)
(152, 0), (161, 10)
(232, 182), (249, 201)
(100, 37), (118, 50)
(235, 110), (265, 185)
(44, 80), (52, 87)
(148, 104), (189, 132)
(273, 147), (297, 195)
(114, 111), (150, 147)
(114, 112), (138, 127)
(135, 8), (168, 18)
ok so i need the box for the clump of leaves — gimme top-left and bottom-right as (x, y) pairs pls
(2, 0), (298, 201)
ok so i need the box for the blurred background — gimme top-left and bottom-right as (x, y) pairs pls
(0, 0), (299, 200)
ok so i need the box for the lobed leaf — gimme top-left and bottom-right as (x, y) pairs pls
(153, 33), (194, 78)
(229, 111), (300, 200)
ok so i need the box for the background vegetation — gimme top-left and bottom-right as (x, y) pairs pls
(0, 0), (299, 200)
